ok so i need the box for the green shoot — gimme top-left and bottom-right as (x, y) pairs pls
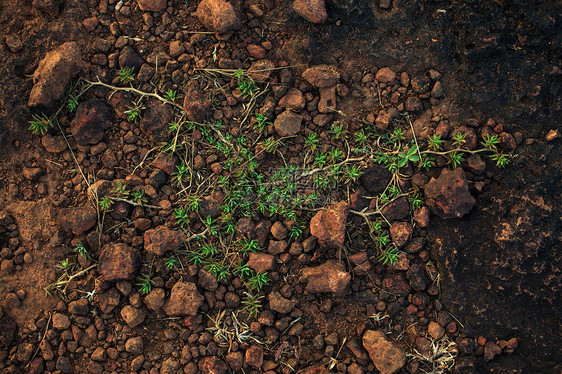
(173, 207), (190, 227)
(378, 245), (399, 265)
(247, 271), (269, 291)
(28, 113), (53, 135)
(98, 196), (113, 212)
(165, 256), (179, 271)
(164, 89), (177, 101)
(136, 274), (154, 295)
(118, 67), (135, 84)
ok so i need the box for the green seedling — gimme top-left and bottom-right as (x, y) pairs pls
(125, 104), (142, 122)
(452, 132), (467, 147)
(173, 207), (190, 228)
(238, 238), (259, 257)
(449, 151), (464, 168)
(28, 113), (53, 135)
(428, 134), (444, 151)
(305, 133), (320, 152)
(172, 163), (190, 184)
(378, 245), (399, 265)
(247, 271), (269, 291)
(233, 262), (253, 279)
(118, 67), (135, 84)
(136, 274), (154, 295)
(242, 292), (263, 318)
(131, 189), (147, 205)
(73, 242), (91, 260)
(254, 113), (271, 134)
(164, 89), (177, 101)
(98, 196), (113, 212)
(165, 256), (179, 270)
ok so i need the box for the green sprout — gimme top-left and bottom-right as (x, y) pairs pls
(481, 134), (500, 151)
(164, 89), (177, 101)
(118, 67), (135, 84)
(73, 242), (91, 260)
(28, 113), (53, 135)
(354, 130), (369, 146)
(206, 262), (230, 282)
(125, 104), (142, 122)
(203, 216), (219, 237)
(111, 182), (129, 197)
(165, 256), (179, 271)
(136, 274), (154, 295)
(247, 271), (269, 291)
(452, 132), (467, 147)
(172, 163), (190, 184)
(409, 191), (423, 210)
(173, 207), (190, 228)
(289, 220), (305, 240)
(428, 134), (444, 151)
(186, 195), (201, 212)
(254, 113), (271, 134)
(305, 133), (320, 152)
(378, 245), (399, 265)
(490, 152), (512, 168)
(238, 238), (259, 257)
(235, 69), (258, 98)
(242, 292), (263, 318)
(98, 196), (113, 212)
(342, 165), (362, 184)
(56, 258), (73, 271)
(67, 94), (79, 112)
(233, 262), (253, 279)
(329, 122), (347, 139)
(131, 189), (147, 205)
(397, 145), (420, 168)
(449, 151), (464, 168)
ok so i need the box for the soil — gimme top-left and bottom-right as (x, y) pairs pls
(0, 0), (560, 374)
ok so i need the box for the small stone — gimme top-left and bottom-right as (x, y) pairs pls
(268, 291), (296, 314)
(484, 342), (502, 362)
(363, 330), (406, 374)
(71, 99), (113, 145)
(183, 80), (211, 123)
(382, 273), (411, 296)
(68, 299), (89, 315)
(139, 100), (174, 143)
(198, 269), (218, 291)
(389, 222), (413, 248)
(198, 356), (228, 374)
(56, 356), (73, 373)
(5, 35), (23, 52)
(99, 243), (141, 282)
(144, 227), (186, 256)
(413, 206), (430, 227)
(161, 358), (181, 374)
(163, 282), (204, 316)
(33, 0), (63, 17)
(52, 313), (71, 330)
(270, 221), (288, 240)
(144, 288), (165, 310)
(120, 305), (146, 328)
(301, 260), (351, 293)
(247, 252), (275, 273)
(425, 168), (475, 219)
(137, 0), (167, 12)
(375, 67), (396, 84)
(91, 347), (106, 361)
(292, 0), (328, 24)
(310, 201), (349, 248)
(278, 88), (305, 111)
(302, 65), (340, 88)
(245, 345), (264, 368)
(196, 0), (243, 34)
(274, 110), (302, 136)
(546, 129), (560, 141)
(428, 321), (445, 340)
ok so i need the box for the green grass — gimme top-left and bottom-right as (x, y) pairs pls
(118, 67), (135, 84)
(28, 113), (53, 135)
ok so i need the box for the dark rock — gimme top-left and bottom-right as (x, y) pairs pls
(247, 252), (275, 273)
(144, 227), (186, 256)
(70, 99), (113, 145)
(200, 190), (225, 219)
(183, 80), (211, 123)
(484, 342), (502, 362)
(363, 330), (406, 374)
(0, 316), (16, 347)
(376, 67), (396, 84)
(99, 243), (141, 282)
(279, 88), (305, 111)
(406, 263), (428, 291)
(161, 358), (181, 374)
(301, 260), (351, 293)
(425, 168), (475, 219)
(139, 99), (174, 143)
(196, 0), (243, 34)
(245, 345), (264, 368)
(119, 46), (144, 72)
(59, 204), (97, 235)
(310, 201), (349, 248)
(163, 282), (204, 316)
(405, 96), (423, 113)
(137, 0), (167, 12)
(33, 0), (63, 17)
(56, 356), (73, 373)
(382, 273), (411, 296)
(120, 305), (146, 328)
(96, 288), (120, 314)
(360, 165), (392, 195)
(380, 197), (410, 221)
(29, 41), (83, 109)
(68, 299), (89, 315)
(198, 269), (218, 291)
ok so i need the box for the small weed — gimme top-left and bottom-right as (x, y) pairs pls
(131, 189), (147, 205)
(164, 89), (177, 101)
(241, 292), (263, 318)
(111, 182), (129, 198)
(125, 104), (142, 122)
(452, 132), (467, 147)
(173, 207), (190, 227)
(305, 133), (320, 152)
(186, 195), (201, 212)
(355, 129), (369, 146)
(98, 196), (113, 212)
(247, 271), (269, 291)
(136, 273), (154, 295)
(165, 256), (179, 271)
(289, 220), (305, 240)
(233, 262), (253, 279)
(118, 67), (135, 84)
(481, 134), (499, 151)
(172, 163), (190, 184)
(409, 191), (424, 210)
(428, 134), (444, 151)
(378, 245), (399, 265)
(28, 113), (53, 135)
(67, 95), (79, 112)
(206, 261), (230, 282)
(490, 152), (511, 168)
(449, 151), (464, 168)
(238, 238), (259, 257)
(56, 258), (73, 271)
(73, 242), (91, 260)
(254, 113), (271, 134)
(329, 122), (347, 139)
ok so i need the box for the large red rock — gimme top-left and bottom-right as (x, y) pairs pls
(292, 0), (328, 24)
(144, 227), (186, 256)
(310, 201), (349, 248)
(59, 204), (97, 235)
(196, 0), (243, 34)
(163, 282), (204, 316)
(99, 243), (141, 282)
(29, 42), (84, 109)
(363, 330), (406, 374)
(301, 260), (351, 293)
(274, 110), (302, 137)
(424, 168), (475, 219)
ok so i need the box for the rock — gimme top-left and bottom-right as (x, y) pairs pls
(0, 316), (17, 346)
(274, 110), (302, 136)
(52, 313), (71, 330)
(33, 0), (63, 17)
(375, 108), (400, 130)
(144, 288), (165, 310)
(271, 221), (288, 240)
(375, 68), (397, 84)
(99, 243), (141, 282)
(96, 288), (120, 314)
(153, 153), (177, 175)
(70, 99), (113, 145)
(382, 273), (411, 296)
(545, 129), (560, 141)
(301, 260), (351, 293)
(360, 165), (392, 195)
(302, 65), (340, 88)
(389, 222), (413, 248)
(293, 0), (328, 24)
(268, 291), (296, 314)
(318, 86), (337, 113)
(139, 100), (174, 143)
(198, 269), (218, 291)
(199, 356), (228, 374)
(406, 263), (428, 291)
(245, 345), (264, 368)
(5, 35), (23, 53)
(425, 168), (475, 219)
(428, 321), (445, 340)
(28, 358), (44, 374)
(247, 252), (275, 273)
(183, 80), (211, 123)
(225, 351), (243, 371)
(91, 346), (106, 361)
(59, 204), (97, 235)
(279, 88), (306, 111)
(200, 190), (225, 219)
(56, 356), (73, 373)
(137, 0), (167, 12)
(120, 305), (146, 328)
(363, 330), (406, 374)
(119, 46), (144, 72)
(163, 282), (204, 316)
(41, 134), (67, 153)
(431, 81), (444, 98)
(310, 201), (349, 248)
(413, 206), (430, 227)
(196, 0), (243, 34)
(247, 59), (275, 82)
(484, 342), (502, 362)
(161, 358), (181, 374)
(68, 299), (89, 315)
(246, 44), (266, 59)
(268, 240), (287, 255)
(29, 41), (83, 109)
(405, 96), (423, 113)
(144, 227), (186, 256)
